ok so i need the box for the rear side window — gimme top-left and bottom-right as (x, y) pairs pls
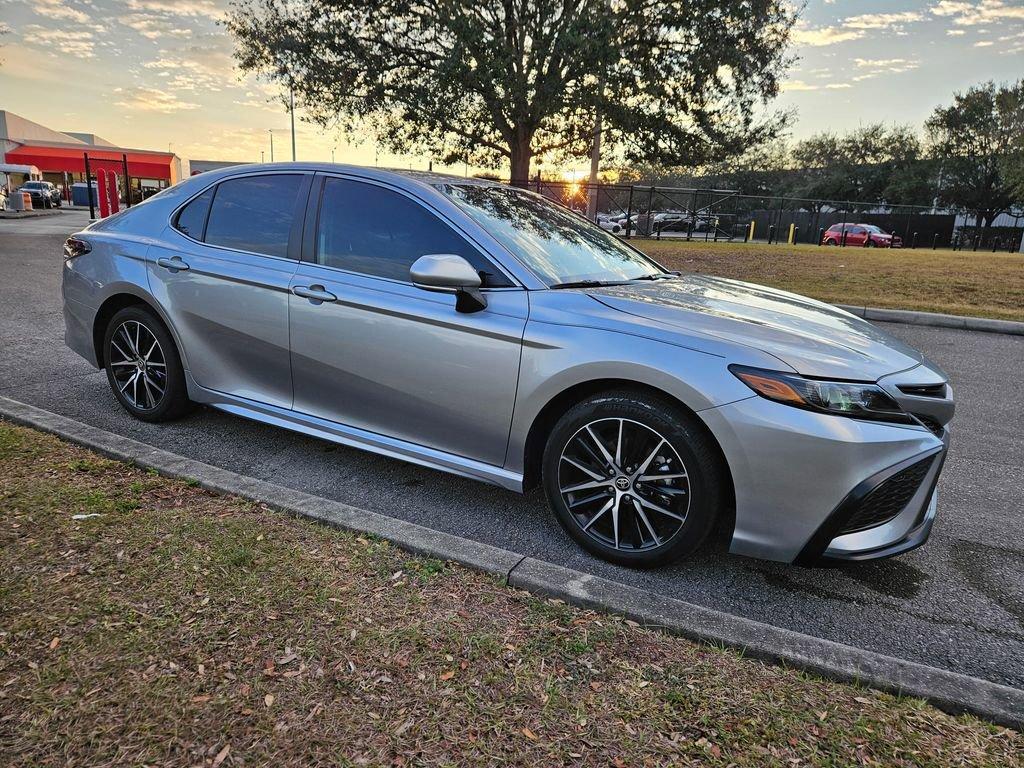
(174, 187), (214, 240)
(315, 177), (512, 286)
(204, 174), (303, 258)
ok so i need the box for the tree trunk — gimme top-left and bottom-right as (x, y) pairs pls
(509, 136), (533, 186)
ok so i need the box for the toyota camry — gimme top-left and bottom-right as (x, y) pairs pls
(62, 164), (953, 567)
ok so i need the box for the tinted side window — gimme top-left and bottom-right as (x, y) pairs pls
(205, 174), (303, 258)
(316, 178), (512, 287)
(174, 187), (214, 240)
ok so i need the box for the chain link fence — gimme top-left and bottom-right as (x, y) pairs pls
(514, 179), (1023, 252)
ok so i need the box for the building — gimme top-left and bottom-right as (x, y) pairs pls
(0, 110), (182, 200)
(187, 159), (249, 175)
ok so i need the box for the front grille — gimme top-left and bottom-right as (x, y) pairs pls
(839, 456), (934, 535)
(898, 383), (946, 398)
(912, 413), (945, 437)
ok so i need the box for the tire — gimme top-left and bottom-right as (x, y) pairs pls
(103, 305), (192, 422)
(865, 238), (875, 248)
(542, 390), (724, 568)
(824, 238), (837, 246)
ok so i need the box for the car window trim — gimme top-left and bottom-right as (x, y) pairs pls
(303, 171), (523, 291)
(168, 170), (311, 263)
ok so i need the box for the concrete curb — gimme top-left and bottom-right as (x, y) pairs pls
(1, 394), (1021, 730)
(0, 209), (65, 219)
(837, 304), (1024, 336)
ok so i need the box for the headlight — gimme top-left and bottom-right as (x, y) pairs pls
(729, 365), (913, 424)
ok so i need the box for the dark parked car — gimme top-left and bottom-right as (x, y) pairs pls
(18, 180), (62, 209)
(822, 223), (901, 248)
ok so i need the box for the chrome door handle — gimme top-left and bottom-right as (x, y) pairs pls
(156, 256), (189, 271)
(292, 285), (337, 303)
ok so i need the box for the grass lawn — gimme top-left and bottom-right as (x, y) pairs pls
(637, 239), (1024, 323)
(2, 422), (1021, 767)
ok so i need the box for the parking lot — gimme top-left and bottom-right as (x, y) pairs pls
(2, 209), (1023, 689)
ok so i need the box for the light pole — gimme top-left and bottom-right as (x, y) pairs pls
(268, 129), (274, 162)
(289, 83), (296, 161)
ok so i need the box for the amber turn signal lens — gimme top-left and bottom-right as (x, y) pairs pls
(733, 371), (807, 406)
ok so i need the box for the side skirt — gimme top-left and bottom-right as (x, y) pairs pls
(189, 382), (524, 493)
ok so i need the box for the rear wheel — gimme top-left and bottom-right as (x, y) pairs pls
(824, 237), (837, 246)
(542, 391), (724, 567)
(103, 306), (192, 422)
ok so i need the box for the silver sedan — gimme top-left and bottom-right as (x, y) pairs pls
(61, 164), (953, 567)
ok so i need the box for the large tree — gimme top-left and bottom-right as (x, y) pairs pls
(926, 79), (1024, 228)
(226, 0), (795, 182)
(788, 124), (933, 206)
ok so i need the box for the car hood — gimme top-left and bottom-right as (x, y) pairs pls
(586, 275), (929, 380)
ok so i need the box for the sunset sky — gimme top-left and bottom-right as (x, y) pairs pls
(1, 0), (1022, 175)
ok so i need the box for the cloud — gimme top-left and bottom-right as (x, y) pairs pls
(22, 25), (96, 58)
(114, 86), (200, 113)
(140, 46), (237, 92)
(791, 10), (926, 48)
(791, 23), (865, 47)
(946, 29), (967, 35)
(28, 0), (91, 24)
(973, 40), (995, 46)
(853, 58), (919, 70)
(930, 0), (1024, 26)
(843, 12), (925, 30)
(125, 0), (225, 20)
(120, 14), (194, 40)
(782, 80), (853, 92)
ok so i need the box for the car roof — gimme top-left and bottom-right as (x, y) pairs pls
(181, 162), (506, 195)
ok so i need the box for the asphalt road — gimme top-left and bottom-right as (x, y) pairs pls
(3, 210), (1023, 688)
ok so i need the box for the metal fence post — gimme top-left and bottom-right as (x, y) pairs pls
(646, 186), (655, 237)
(817, 227), (824, 246)
(83, 152), (95, 220)
(932, 232), (939, 250)
(768, 224), (775, 244)
(121, 153), (131, 208)
(624, 186), (633, 239)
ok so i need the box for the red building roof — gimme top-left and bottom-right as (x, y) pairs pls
(4, 142), (177, 180)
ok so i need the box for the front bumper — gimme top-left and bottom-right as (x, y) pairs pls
(802, 433), (947, 564)
(700, 394), (949, 564)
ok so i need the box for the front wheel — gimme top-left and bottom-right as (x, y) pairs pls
(542, 391), (724, 568)
(103, 306), (192, 422)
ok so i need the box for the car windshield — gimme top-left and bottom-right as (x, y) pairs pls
(864, 225), (885, 234)
(437, 183), (664, 285)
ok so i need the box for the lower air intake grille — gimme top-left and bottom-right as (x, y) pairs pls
(839, 457), (934, 535)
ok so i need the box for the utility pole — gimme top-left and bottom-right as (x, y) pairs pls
(289, 83), (296, 161)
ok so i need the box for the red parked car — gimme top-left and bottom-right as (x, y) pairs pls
(822, 223), (902, 248)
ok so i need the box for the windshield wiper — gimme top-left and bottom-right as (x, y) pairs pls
(549, 279), (626, 290)
(632, 272), (676, 281)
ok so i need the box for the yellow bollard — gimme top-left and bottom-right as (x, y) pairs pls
(788, 223), (795, 245)
(748, 220), (755, 242)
